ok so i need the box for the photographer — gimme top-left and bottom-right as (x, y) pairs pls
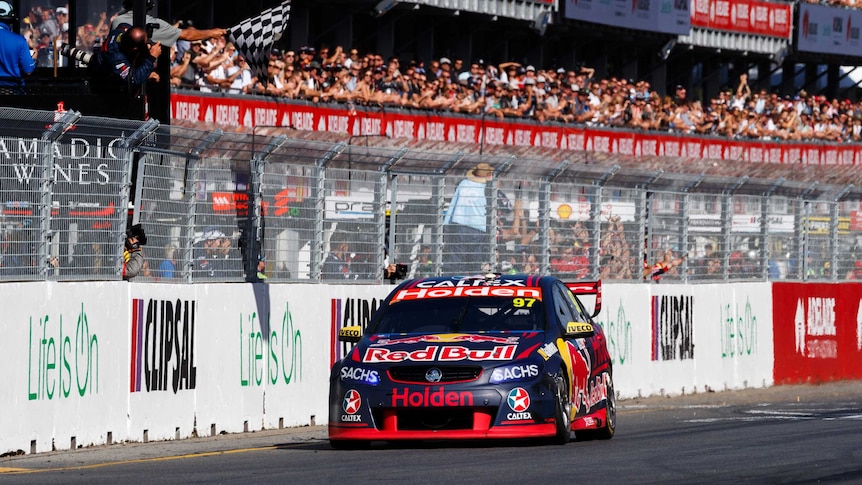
(88, 25), (161, 91)
(384, 263), (408, 284)
(122, 224), (148, 280)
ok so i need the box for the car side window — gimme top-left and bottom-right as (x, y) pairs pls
(555, 282), (594, 324)
(552, 282), (578, 331)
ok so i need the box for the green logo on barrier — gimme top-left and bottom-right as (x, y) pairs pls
(28, 303), (99, 401)
(720, 298), (758, 358)
(240, 302), (303, 387)
(602, 299), (632, 366)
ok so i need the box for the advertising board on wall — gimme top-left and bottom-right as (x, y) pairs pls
(798, 3), (862, 56)
(772, 283), (862, 384)
(690, 0), (792, 39)
(563, 0), (691, 35)
(173, 93), (862, 168)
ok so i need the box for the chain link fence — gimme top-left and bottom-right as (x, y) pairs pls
(2, 107), (861, 284)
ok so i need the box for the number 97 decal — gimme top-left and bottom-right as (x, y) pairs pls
(513, 298), (537, 308)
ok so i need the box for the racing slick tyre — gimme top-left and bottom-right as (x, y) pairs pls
(330, 439), (370, 450)
(551, 371), (572, 445)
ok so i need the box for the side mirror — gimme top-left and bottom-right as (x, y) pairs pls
(565, 321), (595, 339)
(338, 325), (363, 343)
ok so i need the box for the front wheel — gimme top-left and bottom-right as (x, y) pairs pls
(551, 371), (571, 445)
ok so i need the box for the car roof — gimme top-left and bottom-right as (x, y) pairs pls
(401, 274), (550, 289)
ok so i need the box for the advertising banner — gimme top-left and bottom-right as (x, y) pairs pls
(692, 283), (774, 390)
(563, 0), (691, 35)
(597, 282), (773, 399)
(173, 93), (862, 168)
(0, 282), (129, 454)
(690, 0), (792, 39)
(772, 283), (862, 384)
(798, 3), (862, 56)
(127, 285), (201, 442)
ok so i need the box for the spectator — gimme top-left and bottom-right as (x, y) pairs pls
(123, 224), (148, 280)
(158, 243), (178, 278)
(644, 248), (686, 283)
(673, 84), (687, 105)
(322, 231), (353, 280)
(443, 162), (494, 274)
(112, 0), (227, 49)
(0, 1), (36, 94)
(598, 215), (633, 280)
(195, 228), (223, 278)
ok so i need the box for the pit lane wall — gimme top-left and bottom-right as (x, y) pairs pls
(1, 280), (860, 454)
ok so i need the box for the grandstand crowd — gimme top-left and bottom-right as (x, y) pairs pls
(165, 39), (862, 143)
(16, 2), (862, 144)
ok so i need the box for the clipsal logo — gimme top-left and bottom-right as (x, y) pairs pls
(343, 389), (361, 414)
(362, 345), (516, 363)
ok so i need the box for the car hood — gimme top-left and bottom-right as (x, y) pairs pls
(349, 332), (548, 366)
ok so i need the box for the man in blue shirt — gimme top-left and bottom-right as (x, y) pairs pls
(0, 1), (36, 94)
(443, 162), (494, 274)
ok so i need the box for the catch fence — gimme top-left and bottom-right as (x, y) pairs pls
(1, 107), (860, 284)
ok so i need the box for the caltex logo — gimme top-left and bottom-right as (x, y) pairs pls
(507, 387), (530, 412)
(343, 389), (361, 414)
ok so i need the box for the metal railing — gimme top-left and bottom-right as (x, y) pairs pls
(1, 107), (860, 283)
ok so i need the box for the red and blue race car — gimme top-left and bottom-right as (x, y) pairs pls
(328, 274), (615, 448)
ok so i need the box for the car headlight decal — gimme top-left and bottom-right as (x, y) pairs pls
(489, 363), (540, 384)
(340, 366), (381, 386)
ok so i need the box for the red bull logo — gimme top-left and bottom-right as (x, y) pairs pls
(567, 340), (592, 412)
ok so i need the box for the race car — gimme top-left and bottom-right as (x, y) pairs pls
(328, 274), (615, 448)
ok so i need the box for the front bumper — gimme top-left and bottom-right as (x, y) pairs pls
(328, 382), (558, 441)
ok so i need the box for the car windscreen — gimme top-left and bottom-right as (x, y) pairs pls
(371, 296), (545, 335)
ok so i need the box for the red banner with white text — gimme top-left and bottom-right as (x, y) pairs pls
(772, 283), (862, 384)
(172, 93), (862, 166)
(690, 0), (792, 39)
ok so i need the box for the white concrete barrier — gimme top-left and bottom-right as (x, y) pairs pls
(0, 281), (775, 454)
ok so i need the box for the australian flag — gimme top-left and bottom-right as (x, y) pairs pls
(227, 1), (291, 86)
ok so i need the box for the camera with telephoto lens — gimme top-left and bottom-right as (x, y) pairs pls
(59, 43), (91, 65)
(393, 263), (408, 279)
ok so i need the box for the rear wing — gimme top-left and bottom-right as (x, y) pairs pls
(564, 280), (602, 319)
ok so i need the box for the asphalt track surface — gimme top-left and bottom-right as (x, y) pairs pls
(3, 381), (862, 484)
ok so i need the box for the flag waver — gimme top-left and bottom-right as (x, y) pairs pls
(228, 0), (291, 86)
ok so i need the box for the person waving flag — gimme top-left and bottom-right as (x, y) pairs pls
(227, 0), (291, 86)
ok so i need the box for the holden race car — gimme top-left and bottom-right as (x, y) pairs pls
(328, 274), (615, 448)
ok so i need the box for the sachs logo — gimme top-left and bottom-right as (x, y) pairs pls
(343, 389), (362, 415)
(507, 387), (531, 412)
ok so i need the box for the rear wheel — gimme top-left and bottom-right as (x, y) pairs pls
(551, 371), (571, 445)
(595, 374), (616, 440)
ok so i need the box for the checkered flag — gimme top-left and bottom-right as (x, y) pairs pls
(227, 0), (291, 86)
